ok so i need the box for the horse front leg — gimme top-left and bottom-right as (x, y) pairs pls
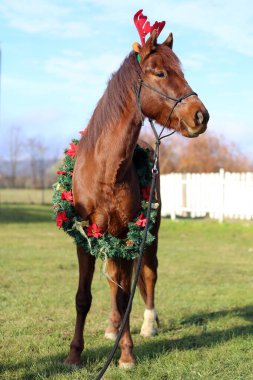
(138, 238), (159, 337)
(105, 262), (121, 340)
(105, 258), (135, 368)
(65, 247), (95, 366)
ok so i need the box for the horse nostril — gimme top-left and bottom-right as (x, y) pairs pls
(204, 109), (210, 124)
(195, 111), (204, 125)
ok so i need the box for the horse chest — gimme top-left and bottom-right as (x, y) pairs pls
(101, 182), (141, 236)
(74, 150), (142, 236)
(74, 170), (141, 236)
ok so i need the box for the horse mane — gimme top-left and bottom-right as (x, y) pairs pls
(81, 51), (141, 150)
(80, 46), (182, 151)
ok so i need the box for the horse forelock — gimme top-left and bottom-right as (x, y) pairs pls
(157, 44), (183, 76)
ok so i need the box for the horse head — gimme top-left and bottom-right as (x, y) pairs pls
(133, 30), (209, 138)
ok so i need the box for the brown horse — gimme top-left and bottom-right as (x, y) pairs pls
(64, 30), (209, 368)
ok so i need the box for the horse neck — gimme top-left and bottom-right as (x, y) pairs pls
(83, 54), (142, 184)
(94, 100), (142, 184)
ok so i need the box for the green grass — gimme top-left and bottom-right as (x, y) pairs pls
(1, 204), (253, 379)
(0, 188), (53, 204)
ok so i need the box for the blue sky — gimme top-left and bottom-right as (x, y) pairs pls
(0, 0), (253, 159)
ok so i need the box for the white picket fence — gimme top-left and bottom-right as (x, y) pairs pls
(160, 169), (253, 221)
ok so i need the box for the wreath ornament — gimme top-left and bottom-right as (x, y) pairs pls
(52, 131), (158, 260)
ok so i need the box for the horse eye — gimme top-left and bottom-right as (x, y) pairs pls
(156, 72), (166, 78)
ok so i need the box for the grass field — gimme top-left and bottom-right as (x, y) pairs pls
(0, 188), (53, 205)
(1, 204), (253, 380)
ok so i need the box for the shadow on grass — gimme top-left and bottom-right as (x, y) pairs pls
(0, 204), (52, 223)
(137, 324), (253, 356)
(2, 305), (253, 379)
(0, 346), (116, 380)
(179, 304), (253, 326)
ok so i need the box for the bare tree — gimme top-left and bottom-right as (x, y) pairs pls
(140, 129), (253, 173)
(26, 137), (47, 202)
(9, 126), (23, 187)
(37, 143), (47, 204)
(27, 137), (42, 188)
(177, 133), (253, 173)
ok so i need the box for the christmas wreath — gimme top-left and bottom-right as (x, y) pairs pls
(52, 132), (158, 260)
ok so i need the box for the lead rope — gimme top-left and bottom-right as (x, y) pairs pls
(95, 77), (197, 379)
(95, 144), (159, 380)
(95, 110), (163, 380)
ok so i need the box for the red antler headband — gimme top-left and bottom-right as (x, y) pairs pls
(133, 9), (165, 46)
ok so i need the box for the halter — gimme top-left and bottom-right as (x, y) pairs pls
(133, 76), (197, 178)
(135, 77), (198, 141)
(133, 9), (197, 143)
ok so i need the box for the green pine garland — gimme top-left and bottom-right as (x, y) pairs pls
(52, 137), (158, 260)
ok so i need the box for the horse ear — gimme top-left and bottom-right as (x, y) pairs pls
(132, 42), (141, 53)
(140, 30), (157, 61)
(163, 32), (173, 49)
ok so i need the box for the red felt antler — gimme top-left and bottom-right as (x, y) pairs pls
(133, 9), (166, 46)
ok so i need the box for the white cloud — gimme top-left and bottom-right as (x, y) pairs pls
(81, 0), (253, 57)
(2, 74), (67, 96)
(18, 108), (65, 126)
(43, 50), (124, 91)
(182, 53), (208, 71)
(0, 0), (91, 37)
(3, 49), (123, 96)
(156, 0), (253, 57)
(2, 50), (127, 126)
(1, 0), (252, 55)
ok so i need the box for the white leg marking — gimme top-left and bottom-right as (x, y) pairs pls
(119, 361), (135, 369)
(140, 308), (158, 337)
(104, 331), (117, 340)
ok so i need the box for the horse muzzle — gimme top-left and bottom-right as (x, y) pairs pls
(180, 107), (209, 138)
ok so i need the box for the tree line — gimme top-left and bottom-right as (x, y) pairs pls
(140, 130), (253, 174)
(0, 127), (252, 189)
(0, 127), (58, 189)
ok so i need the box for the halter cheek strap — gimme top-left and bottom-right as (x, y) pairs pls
(134, 77), (197, 141)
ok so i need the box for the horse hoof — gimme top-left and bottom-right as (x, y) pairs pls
(140, 309), (158, 337)
(140, 327), (158, 337)
(119, 361), (135, 369)
(64, 363), (80, 370)
(104, 331), (117, 340)
(64, 356), (81, 367)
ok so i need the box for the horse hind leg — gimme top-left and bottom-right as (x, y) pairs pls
(138, 239), (159, 337)
(65, 247), (95, 366)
